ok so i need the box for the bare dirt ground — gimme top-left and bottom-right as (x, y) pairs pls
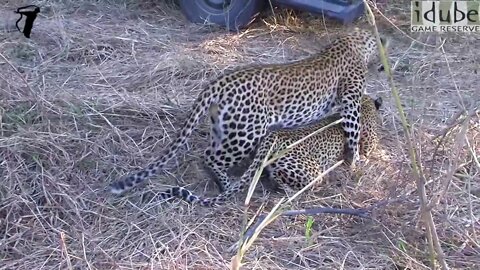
(1, 0), (479, 269)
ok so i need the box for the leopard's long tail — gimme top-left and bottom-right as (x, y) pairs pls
(158, 136), (278, 207)
(108, 88), (218, 195)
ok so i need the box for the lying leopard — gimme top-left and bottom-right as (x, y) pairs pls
(157, 94), (383, 206)
(108, 27), (388, 195)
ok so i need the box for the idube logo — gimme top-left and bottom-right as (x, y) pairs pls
(411, 1), (480, 32)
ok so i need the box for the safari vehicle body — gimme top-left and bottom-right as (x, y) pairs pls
(179, 0), (366, 31)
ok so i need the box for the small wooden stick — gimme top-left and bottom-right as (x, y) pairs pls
(241, 206), (370, 243)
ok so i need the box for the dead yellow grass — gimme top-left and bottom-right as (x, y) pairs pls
(1, 0), (478, 269)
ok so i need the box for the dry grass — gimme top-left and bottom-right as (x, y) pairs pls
(1, 0), (479, 269)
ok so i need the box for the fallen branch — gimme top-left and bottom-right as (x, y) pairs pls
(240, 206), (370, 243)
(238, 194), (413, 246)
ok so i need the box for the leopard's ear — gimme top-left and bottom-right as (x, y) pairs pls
(374, 97), (383, 110)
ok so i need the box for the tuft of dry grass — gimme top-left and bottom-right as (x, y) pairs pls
(1, 0), (479, 269)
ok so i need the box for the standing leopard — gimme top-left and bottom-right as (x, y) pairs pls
(108, 27), (388, 195)
(157, 94), (383, 206)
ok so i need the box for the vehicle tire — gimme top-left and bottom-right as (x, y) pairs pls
(179, 0), (266, 31)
